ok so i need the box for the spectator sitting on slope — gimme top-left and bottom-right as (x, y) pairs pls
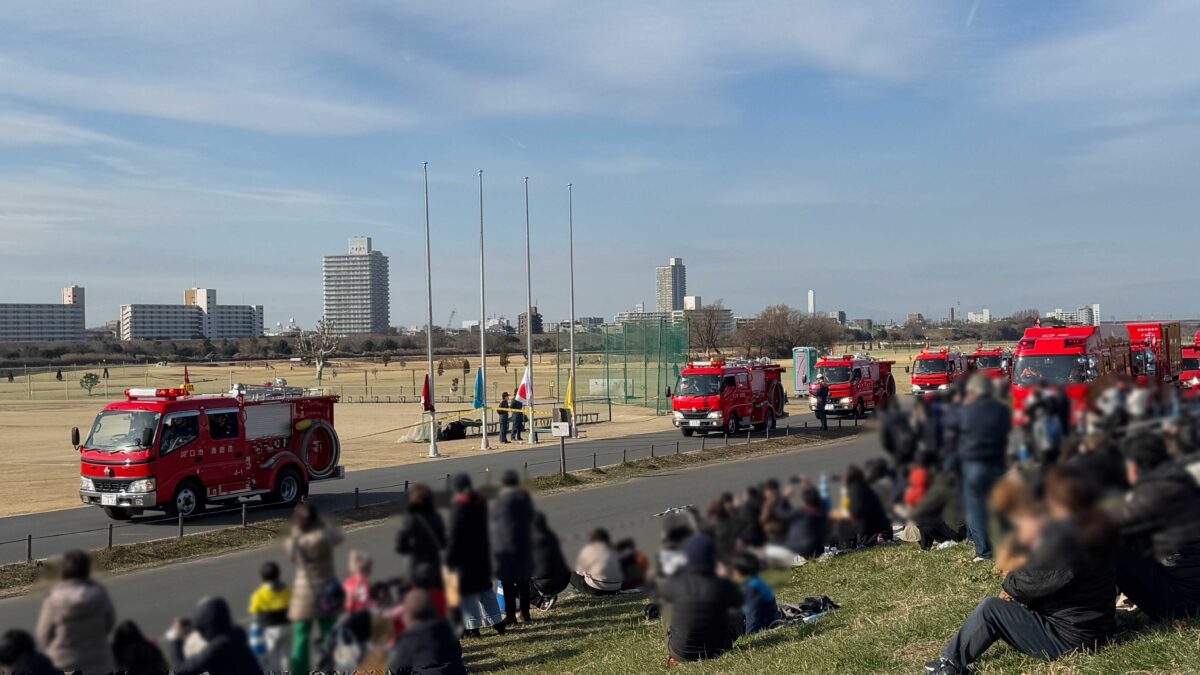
(658, 533), (743, 664)
(731, 552), (781, 635)
(571, 528), (623, 596)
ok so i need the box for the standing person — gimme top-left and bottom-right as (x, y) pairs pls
(0, 629), (55, 675)
(957, 374), (1011, 562)
(445, 474), (505, 637)
(247, 561), (291, 673)
(491, 469), (534, 626)
(111, 620), (169, 675)
(285, 502), (345, 673)
(510, 397), (525, 441)
(813, 376), (829, 430)
(657, 533), (743, 663)
(498, 392), (511, 443)
(34, 549), (115, 674)
(395, 483), (447, 586)
(164, 597), (261, 675)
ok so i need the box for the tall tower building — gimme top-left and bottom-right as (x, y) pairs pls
(807, 289), (816, 315)
(655, 257), (686, 313)
(323, 236), (390, 335)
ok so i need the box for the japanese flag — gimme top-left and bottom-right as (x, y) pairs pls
(514, 366), (533, 405)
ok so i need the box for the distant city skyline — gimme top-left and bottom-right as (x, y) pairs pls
(3, 2), (1200, 327)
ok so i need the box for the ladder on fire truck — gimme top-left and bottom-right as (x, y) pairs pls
(228, 382), (330, 402)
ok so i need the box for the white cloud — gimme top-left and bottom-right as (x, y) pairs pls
(0, 110), (119, 145)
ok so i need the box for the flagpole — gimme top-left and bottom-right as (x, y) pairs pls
(567, 183), (577, 436)
(524, 177), (537, 444)
(477, 169), (490, 451)
(423, 162), (439, 458)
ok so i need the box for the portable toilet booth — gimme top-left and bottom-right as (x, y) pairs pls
(792, 347), (819, 398)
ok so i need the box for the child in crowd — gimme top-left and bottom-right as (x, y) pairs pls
(248, 561), (292, 672)
(343, 550), (374, 614)
(616, 538), (650, 590)
(731, 552), (780, 635)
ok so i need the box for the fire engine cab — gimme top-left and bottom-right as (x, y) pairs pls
(972, 345), (1012, 382)
(1011, 325), (1131, 427)
(672, 358), (786, 436)
(76, 382), (343, 520)
(808, 354), (895, 418)
(1181, 331), (1200, 395)
(908, 348), (967, 396)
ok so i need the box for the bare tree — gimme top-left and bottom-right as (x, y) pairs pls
(738, 304), (846, 358)
(687, 300), (730, 356)
(296, 318), (340, 385)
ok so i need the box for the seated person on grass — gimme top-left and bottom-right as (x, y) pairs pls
(730, 552), (781, 635)
(570, 528), (623, 596)
(927, 466), (1116, 674)
(908, 456), (966, 551)
(658, 534), (743, 664)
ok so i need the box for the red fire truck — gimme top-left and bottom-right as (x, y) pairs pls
(76, 382), (343, 520)
(1011, 325), (1131, 427)
(972, 345), (1013, 382)
(807, 354), (896, 418)
(908, 347), (968, 396)
(672, 358), (786, 436)
(1124, 321), (1183, 387)
(1180, 330), (1200, 395)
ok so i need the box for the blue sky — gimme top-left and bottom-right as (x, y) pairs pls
(1, 1), (1199, 329)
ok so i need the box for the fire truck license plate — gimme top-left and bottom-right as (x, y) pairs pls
(100, 494), (117, 506)
(688, 420), (701, 427)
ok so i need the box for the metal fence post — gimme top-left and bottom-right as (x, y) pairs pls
(354, 487), (360, 510)
(177, 513), (184, 539)
(725, 433), (729, 447)
(622, 448), (627, 464)
(746, 430), (751, 445)
(675, 441), (680, 455)
(701, 435), (706, 451)
(241, 502), (248, 527)
(404, 479), (410, 492)
(786, 425), (790, 436)
(766, 427), (771, 441)
(592, 452), (597, 470)
(650, 444), (655, 458)
(107, 523), (113, 549)
(26, 534), (31, 563)
(838, 418), (842, 428)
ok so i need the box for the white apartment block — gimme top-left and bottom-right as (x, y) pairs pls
(0, 286), (86, 342)
(121, 288), (263, 341)
(323, 236), (390, 335)
(967, 308), (992, 324)
(655, 257), (686, 313)
(1045, 303), (1101, 327)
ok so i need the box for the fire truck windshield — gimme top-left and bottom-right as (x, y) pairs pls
(816, 366), (851, 384)
(1012, 355), (1088, 386)
(85, 411), (160, 451)
(677, 374), (720, 396)
(913, 359), (948, 374)
(975, 356), (1002, 369)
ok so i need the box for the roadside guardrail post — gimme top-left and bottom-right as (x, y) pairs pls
(701, 436), (706, 451)
(725, 433), (729, 447)
(177, 513), (183, 539)
(592, 452), (597, 470)
(766, 427), (771, 441)
(746, 430), (751, 445)
(650, 444), (655, 458)
(108, 523), (113, 549)
(404, 479), (409, 492)
(241, 502), (248, 527)
(622, 448), (627, 464)
(26, 534), (31, 563)
(676, 441), (680, 455)
(354, 487), (360, 510)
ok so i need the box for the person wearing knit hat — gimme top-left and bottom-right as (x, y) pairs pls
(656, 533), (743, 663)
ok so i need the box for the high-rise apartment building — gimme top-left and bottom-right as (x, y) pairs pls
(518, 306), (544, 335)
(807, 289), (816, 315)
(120, 288), (263, 341)
(655, 257), (686, 312)
(323, 236), (390, 335)
(0, 286), (86, 342)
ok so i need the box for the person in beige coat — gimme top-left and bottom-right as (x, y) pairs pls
(35, 549), (116, 674)
(571, 528), (624, 595)
(286, 502), (344, 673)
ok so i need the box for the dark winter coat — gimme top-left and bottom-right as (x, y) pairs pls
(845, 481), (891, 545)
(386, 619), (466, 675)
(1110, 463), (1200, 593)
(782, 504), (829, 559)
(446, 491), (494, 595)
(813, 384), (830, 413)
(736, 498), (766, 548)
(111, 620), (169, 675)
(166, 598), (260, 675)
(956, 397), (1011, 464)
(908, 470), (965, 532)
(396, 510), (447, 584)
(881, 406), (917, 465)
(491, 486), (535, 581)
(658, 536), (743, 662)
(1002, 520), (1116, 648)
(530, 516), (571, 596)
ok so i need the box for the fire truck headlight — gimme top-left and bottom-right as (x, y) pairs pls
(706, 410), (723, 419)
(839, 397), (853, 405)
(127, 478), (156, 493)
(1191, 377), (1200, 386)
(938, 384), (949, 390)
(911, 385), (921, 393)
(79, 476), (95, 491)
(672, 411), (684, 420)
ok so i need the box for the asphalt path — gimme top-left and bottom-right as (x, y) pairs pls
(0, 409), (863, 564)
(0, 430), (882, 633)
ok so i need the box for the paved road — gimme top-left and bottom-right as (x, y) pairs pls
(0, 430), (882, 633)
(0, 409), (863, 563)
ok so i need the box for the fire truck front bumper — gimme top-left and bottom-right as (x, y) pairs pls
(673, 412), (724, 430)
(809, 397), (856, 414)
(911, 384), (951, 396)
(79, 477), (158, 509)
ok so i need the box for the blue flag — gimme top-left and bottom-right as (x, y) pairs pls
(473, 368), (485, 409)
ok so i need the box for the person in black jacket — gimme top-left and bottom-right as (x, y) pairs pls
(909, 461), (966, 551)
(510, 398), (525, 441)
(396, 483), (446, 588)
(529, 511), (571, 606)
(111, 620), (169, 675)
(704, 494), (739, 570)
(1110, 434), (1200, 620)
(445, 474), (504, 637)
(0, 629), (56, 675)
(498, 392), (511, 444)
(813, 377), (829, 430)
(842, 465), (892, 548)
(782, 484), (829, 558)
(491, 470), (534, 625)
(657, 534), (743, 663)
(388, 589), (466, 675)
(735, 486), (766, 549)
(928, 466), (1116, 674)
(956, 375), (1011, 561)
(165, 597), (261, 675)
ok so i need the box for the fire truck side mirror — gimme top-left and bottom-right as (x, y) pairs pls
(904, 366), (910, 373)
(71, 427), (80, 449)
(141, 427), (155, 448)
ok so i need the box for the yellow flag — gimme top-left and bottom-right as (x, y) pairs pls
(564, 373), (576, 413)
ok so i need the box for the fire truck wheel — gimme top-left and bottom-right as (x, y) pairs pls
(167, 480), (205, 518)
(681, 428), (694, 437)
(854, 400), (866, 420)
(269, 466), (304, 506)
(103, 506), (137, 521)
(725, 414), (740, 436)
